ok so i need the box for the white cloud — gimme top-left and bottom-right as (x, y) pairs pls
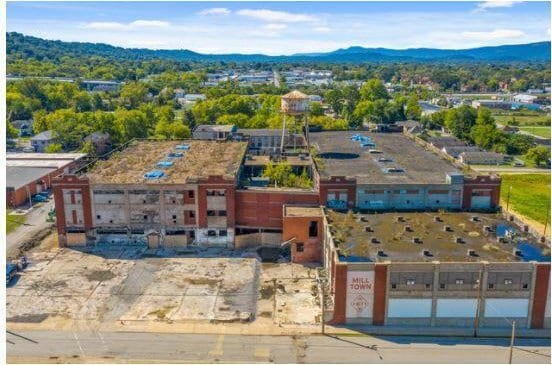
(236, 9), (318, 23)
(476, 1), (523, 10)
(264, 23), (287, 31)
(198, 7), (230, 16)
(314, 26), (331, 33)
(461, 28), (525, 40)
(83, 19), (170, 31)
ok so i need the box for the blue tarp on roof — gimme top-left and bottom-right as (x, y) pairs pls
(157, 161), (174, 168)
(175, 144), (191, 150)
(144, 170), (164, 179)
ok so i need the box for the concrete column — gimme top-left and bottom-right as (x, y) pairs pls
(159, 189), (166, 247)
(527, 262), (538, 329)
(478, 263), (489, 329)
(124, 189), (131, 227)
(430, 261), (440, 327)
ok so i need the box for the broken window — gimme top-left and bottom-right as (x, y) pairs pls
(207, 210), (216, 216)
(188, 190), (194, 199)
(172, 215), (177, 219)
(143, 215), (148, 220)
(296, 242), (304, 252)
(189, 211), (195, 218)
(219, 230), (227, 237)
(207, 230), (217, 237)
(219, 210), (227, 216)
(309, 221), (318, 237)
(488, 283), (494, 289)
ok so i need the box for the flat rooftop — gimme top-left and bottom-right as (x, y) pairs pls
(310, 131), (461, 184)
(7, 152), (87, 161)
(284, 206), (323, 217)
(87, 140), (247, 184)
(7, 166), (57, 190)
(326, 210), (549, 263)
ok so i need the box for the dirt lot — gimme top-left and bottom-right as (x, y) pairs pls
(6, 244), (321, 329)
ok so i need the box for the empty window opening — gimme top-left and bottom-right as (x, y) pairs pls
(207, 210), (216, 216)
(309, 221), (318, 237)
(219, 211), (227, 216)
(188, 190), (194, 198)
(207, 230), (217, 237)
(219, 230), (227, 237)
(296, 242), (304, 252)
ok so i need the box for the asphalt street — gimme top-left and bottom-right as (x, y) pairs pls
(6, 330), (551, 363)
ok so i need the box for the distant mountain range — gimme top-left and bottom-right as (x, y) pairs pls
(7, 32), (551, 63)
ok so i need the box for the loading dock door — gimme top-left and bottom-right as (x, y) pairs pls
(146, 233), (160, 248)
(471, 190), (491, 209)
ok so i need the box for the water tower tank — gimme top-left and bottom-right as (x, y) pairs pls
(281, 90), (310, 115)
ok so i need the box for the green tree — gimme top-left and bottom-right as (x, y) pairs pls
(6, 121), (19, 139)
(44, 143), (63, 153)
(120, 82), (148, 108)
(310, 102), (324, 117)
(525, 146), (550, 166)
(360, 79), (389, 101)
(405, 94), (422, 120)
(444, 105), (477, 140)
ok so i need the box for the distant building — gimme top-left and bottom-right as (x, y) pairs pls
(458, 151), (507, 165)
(472, 100), (512, 110)
(418, 101), (442, 116)
(427, 136), (467, 150)
(513, 94), (538, 104)
(441, 146), (482, 159)
(30, 130), (55, 152)
(174, 88), (186, 98)
(178, 94), (206, 105)
(84, 132), (112, 155)
(309, 95), (323, 102)
(192, 125), (236, 141)
(81, 80), (122, 92)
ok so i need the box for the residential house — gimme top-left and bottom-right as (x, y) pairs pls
(30, 130), (55, 152)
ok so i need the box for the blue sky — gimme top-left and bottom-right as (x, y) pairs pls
(7, 1), (551, 55)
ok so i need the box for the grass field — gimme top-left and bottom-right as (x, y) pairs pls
(6, 210), (26, 234)
(518, 126), (551, 139)
(501, 174), (551, 225)
(492, 113), (550, 126)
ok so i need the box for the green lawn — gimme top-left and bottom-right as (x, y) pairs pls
(492, 113), (550, 126)
(6, 210), (26, 234)
(500, 174), (551, 225)
(518, 126), (551, 139)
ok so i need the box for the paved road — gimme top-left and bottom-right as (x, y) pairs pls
(7, 200), (54, 258)
(6, 330), (551, 363)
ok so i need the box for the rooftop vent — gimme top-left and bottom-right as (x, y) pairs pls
(444, 225), (453, 232)
(168, 152), (184, 158)
(365, 226), (374, 233)
(513, 248), (522, 257)
(175, 144), (191, 150)
(368, 149), (383, 154)
(434, 216), (443, 222)
(371, 237), (380, 244)
(412, 237), (423, 244)
(359, 216), (368, 222)
(377, 250), (387, 257)
(422, 250), (433, 257)
(497, 237), (508, 244)
(455, 237), (465, 244)
(385, 167), (405, 173)
(378, 157), (393, 162)
(396, 216), (405, 223)
(404, 226), (413, 232)
(483, 225), (493, 233)
(467, 249), (478, 257)
(471, 216), (480, 222)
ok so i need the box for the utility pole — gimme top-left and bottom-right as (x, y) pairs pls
(543, 204), (550, 238)
(505, 185), (512, 213)
(508, 320), (516, 364)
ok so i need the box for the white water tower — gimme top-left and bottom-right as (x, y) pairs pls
(280, 90), (310, 154)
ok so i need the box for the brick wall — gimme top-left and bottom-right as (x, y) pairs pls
(283, 212), (323, 263)
(463, 175), (501, 210)
(235, 190), (319, 229)
(531, 264), (551, 329)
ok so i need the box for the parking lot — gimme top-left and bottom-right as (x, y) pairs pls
(6, 245), (321, 329)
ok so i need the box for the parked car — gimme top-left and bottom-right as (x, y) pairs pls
(37, 191), (50, 198)
(22, 146), (35, 153)
(32, 194), (49, 203)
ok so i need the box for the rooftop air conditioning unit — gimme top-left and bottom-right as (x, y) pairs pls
(365, 226), (374, 232)
(412, 237), (422, 244)
(371, 237), (380, 244)
(467, 249), (478, 257)
(444, 225), (453, 232)
(422, 250), (433, 257)
(455, 237), (465, 244)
